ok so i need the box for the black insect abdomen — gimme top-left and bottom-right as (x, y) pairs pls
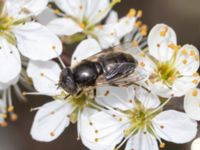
(73, 60), (102, 87)
(98, 52), (137, 81)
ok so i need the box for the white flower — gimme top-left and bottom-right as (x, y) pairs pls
(0, 0), (62, 84)
(191, 137), (200, 150)
(47, 0), (142, 48)
(27, 39), (106, 142)
(140, 24), (200, 98)
(81, 86), (197, 150)
(0, 57), (33, 126)
(184, 88), (200, 120)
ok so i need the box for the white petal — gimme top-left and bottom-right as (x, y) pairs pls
(0, 75), (20, 90)
(125, 131), (159, 150)
(115, 16), (136, 39)
(71, 39), (101, 65)
(172, 76), (199, 97)
(148, 81), (173, 98)
(106, 11), (118, 24)
(6, 0), (48, 19)
(80, 110), (125, 150)
(47, 18), (83, 36)
(93, 24), (119, 49)
(27, 60), (61, 96)
(135, 87), (160, 109)
(96, 86), (135, 110)
(37, 8), (58, 25)
(0, 38), (21, 83)
(191, 138), (200, 150)
(148, 24), (177, 62)
(53, 0), (85, 21)
(153, 110), (197, 143)
(13, 22), (62, 61)
(31, 100), (74, 142)
(184, 88), (200, 120)
(84, 0), (110, 25)
(138, 55), (156, 75)
(174, 44), (200, 75)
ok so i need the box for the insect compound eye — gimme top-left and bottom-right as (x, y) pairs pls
(59, 68), (77, 95)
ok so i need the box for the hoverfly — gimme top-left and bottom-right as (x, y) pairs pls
(59, 42), (147, 96)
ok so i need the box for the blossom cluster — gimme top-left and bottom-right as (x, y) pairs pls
(0, 0), (200, 150)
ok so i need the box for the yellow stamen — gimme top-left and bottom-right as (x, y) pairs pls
(139, 62), (145, 68)
(182, 59), (187, 64)
(2, 113), (7, 119)
(8, 105), (14, 112)
(193, 72), (199, 77)
(1, 121), (8, 127)
(53, 9), (61, 15)
(192, 89), (198, 97)
(192, 79), (198, 84)
(11, 113), (18, 122)
(95, 138), (99, 142)
(181, 49), (187, 56)
(79, 23), (85, 29)
(134, 21), (142, 28)
(127, 9), (136, 18)
(160, 26), (168, 37)
(136, 10), (143, 18)
(50, 132), (55, 137)
(195, 55), (199, 61)
(132, 40), (138, 47)
(190, 50), (195, 56)
(160, 142), (166, 148)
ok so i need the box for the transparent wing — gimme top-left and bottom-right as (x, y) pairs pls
(96, 67), (148, 87)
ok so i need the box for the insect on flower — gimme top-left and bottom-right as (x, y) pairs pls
(59, 41), (148, 96)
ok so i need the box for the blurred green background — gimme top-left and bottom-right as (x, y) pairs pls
(1, 0), (200, 149)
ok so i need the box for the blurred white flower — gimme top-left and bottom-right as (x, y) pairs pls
(139, 24), (200, 98)
(47, 0), (142, 48)
(191, 137), (200, 150)
(27, 39), (108, 142)
(0, 0), (62, 85)
(81, 86), (197, 150)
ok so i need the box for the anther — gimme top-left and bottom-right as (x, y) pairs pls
(95, 130), (99, 134)
(190, 50), (195, 56)
(136, 10), (143, 18)
(193, 72), (199, 77)
(95, 138), (99, 142)
(127, 9), (136, 18)
(134, 21), (142, 28)
(1, 121), (8, 127)
(8, 105), (14, 112)
(160, 26), (168, 37)
(182, 59), (187, 64)
(192, 89), (198, 97)
(11, 113), (18, 122)
(132, 40), (138, 47)
(181, 49), (187, 56)
(160, 142), (166, 148)
(89, 122), (93, 126)
(2, 113), (7, 119)
(50, 132), (55, 137)
(104, 90), (110, 96)
(192, 79), (198, 84)
(79, 23), (85, 29)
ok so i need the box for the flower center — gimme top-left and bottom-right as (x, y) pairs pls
(123, 101), (159, 137)
(70, 91), (93, 108)
(68, 90), (94, 124)
(156, 62), (179, 84)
